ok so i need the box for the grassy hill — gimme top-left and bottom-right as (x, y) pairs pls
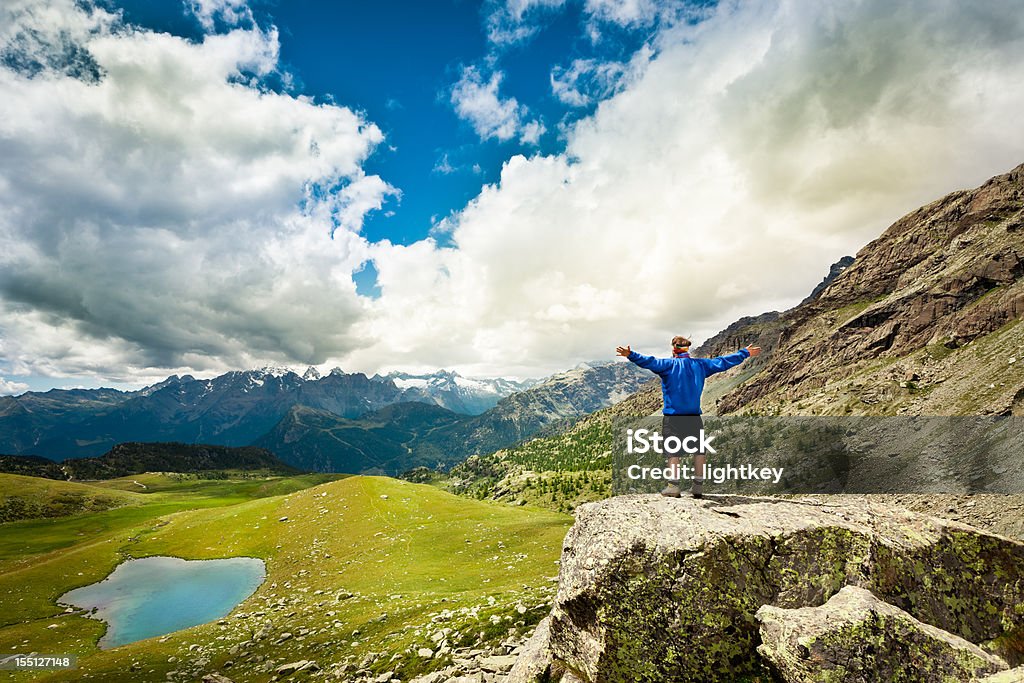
(0, 472), (346, 570)
(0, 474), (569, 682)
(0, 474), (143, 523)
(438, 412), (615, 513)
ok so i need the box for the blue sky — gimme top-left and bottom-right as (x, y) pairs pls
(104, 0), (654, 302)
(2, 0), (1024, 393)
(117, 0), (646, 251)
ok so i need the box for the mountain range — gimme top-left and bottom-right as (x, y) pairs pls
(0, 361), (649, 474)
(255, 361), (650, 474)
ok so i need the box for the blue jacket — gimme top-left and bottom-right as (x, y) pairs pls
(628, 348), (750, 415)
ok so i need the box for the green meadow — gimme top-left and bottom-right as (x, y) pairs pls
(0, 473), (571, 681)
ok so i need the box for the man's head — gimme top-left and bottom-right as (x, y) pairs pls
(671, 335), (691, 353)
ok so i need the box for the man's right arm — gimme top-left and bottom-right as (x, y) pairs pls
(626, 350), (673, 375)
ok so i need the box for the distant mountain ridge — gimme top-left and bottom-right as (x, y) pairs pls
(257, 361), (651, 475)
(255, 402), (464, 475)
(0, 361), (649, 474)
(407, 360), (651, 468)
(0, 365), (531, 460)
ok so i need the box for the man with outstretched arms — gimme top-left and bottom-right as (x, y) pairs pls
(616, 336), (760, 498)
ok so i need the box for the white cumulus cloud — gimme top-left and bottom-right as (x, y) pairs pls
(0, 378), (29, 396)
(4, 0), (1024, 387)
(350, 0), (1024, 379)
(551, 47), (653, 107)
(188, 0), (254, 31)
(583, 0), (661, 27)
(485, 0), (568, 45)
(0, 0), (389, 384)
(450, 65), (545, 145)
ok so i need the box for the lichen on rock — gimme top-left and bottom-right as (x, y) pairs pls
(756, 584), (1009, 682)
(539, 494), (1024, 682)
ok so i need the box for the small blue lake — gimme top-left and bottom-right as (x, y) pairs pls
(59, 555), (265, 649)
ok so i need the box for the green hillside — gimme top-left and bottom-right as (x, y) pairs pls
(0, 474), (569, 682)
(0, 474), (143, 523)
(439, 413), (614, 513)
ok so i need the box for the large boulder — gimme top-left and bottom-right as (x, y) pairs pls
(756, 585), (1009, 682)
(542, 494), (1024, 682)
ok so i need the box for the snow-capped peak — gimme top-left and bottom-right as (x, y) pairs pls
(138, 375), (182, 396)
(302, 366), (322, 381)
(255, 365), (294, 378)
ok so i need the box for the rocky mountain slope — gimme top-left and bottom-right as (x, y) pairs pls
(608, 164), (1024, 419)
(696, 163), (1023, 416)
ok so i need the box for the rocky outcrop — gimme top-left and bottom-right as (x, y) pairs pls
(756, 585), (1009, 682)
(800, 255), (856, 305)
(515, 494), (1024, 682)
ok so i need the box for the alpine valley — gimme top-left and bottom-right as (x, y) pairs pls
(1, 165), (1023, 683)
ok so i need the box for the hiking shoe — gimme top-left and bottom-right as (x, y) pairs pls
(691, 479), (704, 499)
(660, 482), (681, 498)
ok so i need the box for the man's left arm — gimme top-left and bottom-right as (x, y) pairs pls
(699, 346), (761, 376)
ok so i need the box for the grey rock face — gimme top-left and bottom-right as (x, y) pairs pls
(756, 585), (1009, 682)
(540, 494), (1024, 682)
(506, 616), (554, 683)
